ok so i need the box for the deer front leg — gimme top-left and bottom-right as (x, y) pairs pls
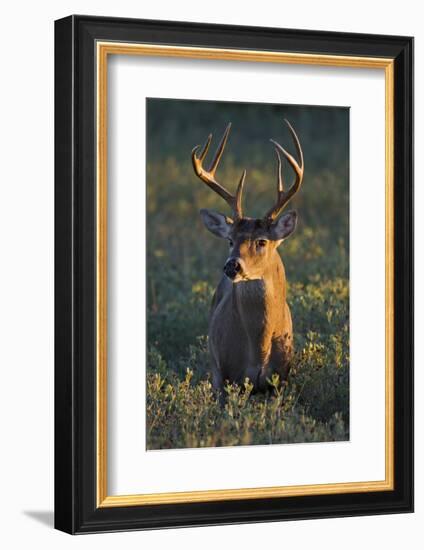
(245, 331), (292, 391)
(209, 344), (226, 405)
(211, 367), (223, 393)
(212, 370), (227, 407)
(245, 363), (271, 392)
(268, 333), (293, 384)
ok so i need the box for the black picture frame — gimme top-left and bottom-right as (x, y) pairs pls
(55, 15), (414, 534)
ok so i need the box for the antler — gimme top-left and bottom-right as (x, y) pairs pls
(192, 123), (246, 220)
(265, 119), (304, 221)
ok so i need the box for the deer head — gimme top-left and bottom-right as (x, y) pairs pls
(192, 120), (304, 282)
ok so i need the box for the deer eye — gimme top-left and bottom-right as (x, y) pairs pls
(256, 239), (268, 247)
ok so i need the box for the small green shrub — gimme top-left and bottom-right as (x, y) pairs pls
(146, 277), (349, 449)
(147, 368), (348, 449)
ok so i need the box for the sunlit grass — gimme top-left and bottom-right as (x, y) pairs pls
(146, 244), (349, 449)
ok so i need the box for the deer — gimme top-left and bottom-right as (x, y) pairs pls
(191, 120), (304, 396)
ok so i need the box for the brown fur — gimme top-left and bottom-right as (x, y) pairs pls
(193, 120), (304, 394)
(207, 217), (294, 393)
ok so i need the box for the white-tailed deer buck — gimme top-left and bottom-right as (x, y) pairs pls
(192, 120), (304, 394)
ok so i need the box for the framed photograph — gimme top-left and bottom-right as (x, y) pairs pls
(54, 15), (413, 534)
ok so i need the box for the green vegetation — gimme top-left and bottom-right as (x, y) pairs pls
(146, 99), (349, 449)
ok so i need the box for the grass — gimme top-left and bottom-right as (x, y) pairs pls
(146, 99), (349, 450)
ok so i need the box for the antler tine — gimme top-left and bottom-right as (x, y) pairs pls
(198, 133), (212, 162)
(209, 123), (231, 175)
(235, 169), (247, 217)
(275, 147), (284, 194)
(265, 119), (304, 221)
(284, 118), (304, 169)
(191, 123), (245, 220)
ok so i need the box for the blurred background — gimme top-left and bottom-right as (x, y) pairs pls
(146, 98), (350, 448)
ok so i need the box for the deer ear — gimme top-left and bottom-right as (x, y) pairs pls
(200, 209), (233, 239)
(269, 211), (298, 243)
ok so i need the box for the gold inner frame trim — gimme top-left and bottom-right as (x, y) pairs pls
(96, 41), (395, 508)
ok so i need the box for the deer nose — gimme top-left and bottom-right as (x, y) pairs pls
(223, 257), (242, 279)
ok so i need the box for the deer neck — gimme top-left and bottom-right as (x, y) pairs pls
(231, 252), (286, 304)
(231, 252), (286, 348)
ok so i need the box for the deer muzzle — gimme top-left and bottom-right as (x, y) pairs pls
(223, 257), (245, 280)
